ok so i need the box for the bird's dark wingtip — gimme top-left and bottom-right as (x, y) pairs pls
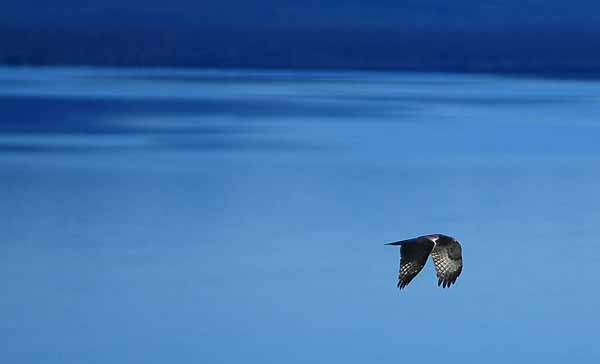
(385, 241), (404, 246)
(439, 280), (457, 288)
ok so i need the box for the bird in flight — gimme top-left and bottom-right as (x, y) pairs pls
(386, 234), (463, 289)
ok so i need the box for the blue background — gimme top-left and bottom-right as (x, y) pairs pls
(1, 68), (599, 362)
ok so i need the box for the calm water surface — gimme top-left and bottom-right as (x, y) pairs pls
(1, 67), (600, 363)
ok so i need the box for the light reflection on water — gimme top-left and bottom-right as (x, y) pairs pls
(1, 67), (600, 364)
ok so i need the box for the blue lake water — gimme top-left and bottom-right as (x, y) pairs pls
(1, 67), (600, 363)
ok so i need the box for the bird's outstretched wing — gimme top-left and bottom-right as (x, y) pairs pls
(394, 238), (435, 289)
(431, 239), (463, 288)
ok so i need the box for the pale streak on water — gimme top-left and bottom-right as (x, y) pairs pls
(1, 67), (600, 363)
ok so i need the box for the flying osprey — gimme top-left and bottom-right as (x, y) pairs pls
(386, 234), (463, 289)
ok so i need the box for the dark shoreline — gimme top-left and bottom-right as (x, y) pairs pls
(2, 26), (600, 81)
